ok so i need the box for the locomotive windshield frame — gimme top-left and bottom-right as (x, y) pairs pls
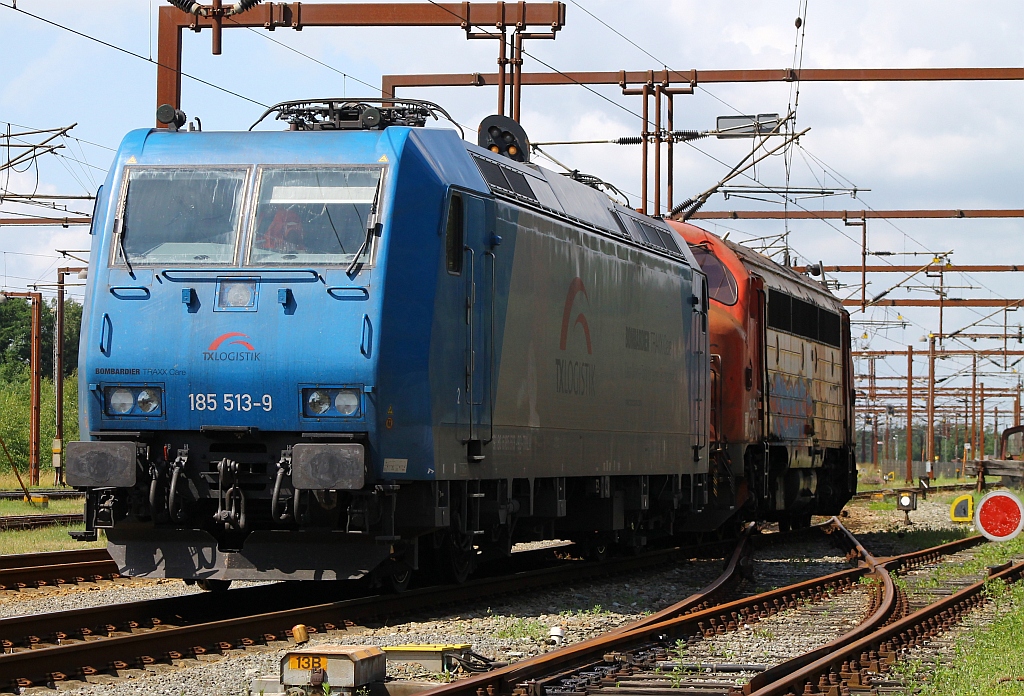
(245, 163), (386, 268)
(111, 165), (252, 268)
(110, 163), (388, 270)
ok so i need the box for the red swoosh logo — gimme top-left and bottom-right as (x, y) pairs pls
(208, 332), (254, 351)
(559, 277), (592, 354)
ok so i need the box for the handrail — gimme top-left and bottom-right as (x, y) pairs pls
(160, 269), (321, 282)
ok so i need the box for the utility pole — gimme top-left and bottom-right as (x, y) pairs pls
(980, 382), (986, 460)
(927, 335), (936, 464)
(884, 411), (891, 466)
(995, 407), (1000, 453)
(963, 397), (970, 474)
(0, 291), (42, 485)
(54, 267), (86, 486)
(906, 345), (914, 483)
(872, 414), (878, 466)
(1016, 382), (1021, 427)
(971, 354), (978, 461)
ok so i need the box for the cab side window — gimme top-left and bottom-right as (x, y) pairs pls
(445, 192), (464, 275)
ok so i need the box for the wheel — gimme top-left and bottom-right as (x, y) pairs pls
(440, 536), (475, 584)
(777, 518), (792, 533)
(196, 579), (232, 592)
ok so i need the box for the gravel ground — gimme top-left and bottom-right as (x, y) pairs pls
(2, 505), (943, 696)
(678, 584), (874, 688)
(0, 579), (277, 620)
(840, 494), (966, 536)
(741, 536), (852, 597)
(0, 542), (568, 620)
(52, 558), (729, 696)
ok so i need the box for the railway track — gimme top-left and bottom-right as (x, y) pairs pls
(0, 533), (756, 691)
(0, 490), (83, 501)
(0, 522), (993, 693)
(0, 514), (84, 532)
(410, 522), (988, 696)
(0, 549), (119, 592)
(849, 482), (977, 500)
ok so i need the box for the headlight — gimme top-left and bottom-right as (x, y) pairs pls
(108, 388), (134, 414)
(224, 282), (253, 307)
(307, 390), (331, 415)
(302, 386), (364, 418)
(136, 388), (161, 413)
(104, 385), (163, 417)
(334, 390), (360, 416)
(215, 279), (257, 311)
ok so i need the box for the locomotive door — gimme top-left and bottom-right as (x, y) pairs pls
(458, 193), (495, 462)
(690, 273), (709, 462)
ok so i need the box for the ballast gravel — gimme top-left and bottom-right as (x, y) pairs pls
(678, 584), (874, 688)
(33, 534), (860, 696)
(46, 556), (733, 696)
(0, 579), (276, 621)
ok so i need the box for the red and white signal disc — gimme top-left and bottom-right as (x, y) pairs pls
(975, 491), (1024, 542)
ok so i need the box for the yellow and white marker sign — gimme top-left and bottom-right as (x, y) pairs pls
(950, 494), (974, 523)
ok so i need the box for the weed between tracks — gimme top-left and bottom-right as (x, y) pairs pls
(894, 581), (1024, 694)
(493, 616), (548, 640)
(908, 536), (1024, 589)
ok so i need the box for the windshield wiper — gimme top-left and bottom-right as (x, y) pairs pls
(346, 175), (384, 277)
(115, 217), (135, 278)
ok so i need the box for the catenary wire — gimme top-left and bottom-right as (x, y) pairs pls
(0, 2), (269, 108)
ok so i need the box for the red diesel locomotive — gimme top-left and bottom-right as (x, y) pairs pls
(669, 222), (856, 529)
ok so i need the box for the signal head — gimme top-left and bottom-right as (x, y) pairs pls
(156, 104), (187, 131)
(478, 115), (530, 163)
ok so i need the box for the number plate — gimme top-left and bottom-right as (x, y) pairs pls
(288, 654), (327, 670)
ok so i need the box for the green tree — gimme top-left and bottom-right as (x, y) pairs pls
(0, 296), (83, 381)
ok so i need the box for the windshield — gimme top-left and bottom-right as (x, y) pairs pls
(116, 168), (248, 265)
(247, 167), (383, 265)
(689, 245), (739, 305)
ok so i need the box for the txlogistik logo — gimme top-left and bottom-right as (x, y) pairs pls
(204, 332), (261, 362)
(555, 277), (596, 396)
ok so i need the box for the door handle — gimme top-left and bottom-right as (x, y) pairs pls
(361, 314), (373, 358)
(99, 313), (112, 355)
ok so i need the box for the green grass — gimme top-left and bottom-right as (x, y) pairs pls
(493, 616), (548, 640)
(0, 497), (83, 516)
(0, 525), (105, 555)
(0, 373), (78, 477)
(906, 580), (1024, 694)
(0, 471), (65, 491)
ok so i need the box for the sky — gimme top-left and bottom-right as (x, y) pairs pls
(1, 0), (1023, 422)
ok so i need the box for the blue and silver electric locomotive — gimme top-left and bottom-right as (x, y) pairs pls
(68, 100), (728, 588)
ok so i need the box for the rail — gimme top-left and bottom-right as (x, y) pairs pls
(413, 519), (984, 696)
(0, 533), (750, 690)
(0, 548), (118, 591)
(748, 548), (1020, 695)
(0, 514), (83, 531)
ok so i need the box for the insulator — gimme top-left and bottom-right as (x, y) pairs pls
(671, 130), (707, 142)
(167, 0), (202, 14)
(613, 136), (643, 145)
(681, 198), (707, 220)
(669, 197), (696, 217)
(230, 0), (264, 14)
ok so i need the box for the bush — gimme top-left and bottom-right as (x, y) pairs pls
(0, 366), (79, 477)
